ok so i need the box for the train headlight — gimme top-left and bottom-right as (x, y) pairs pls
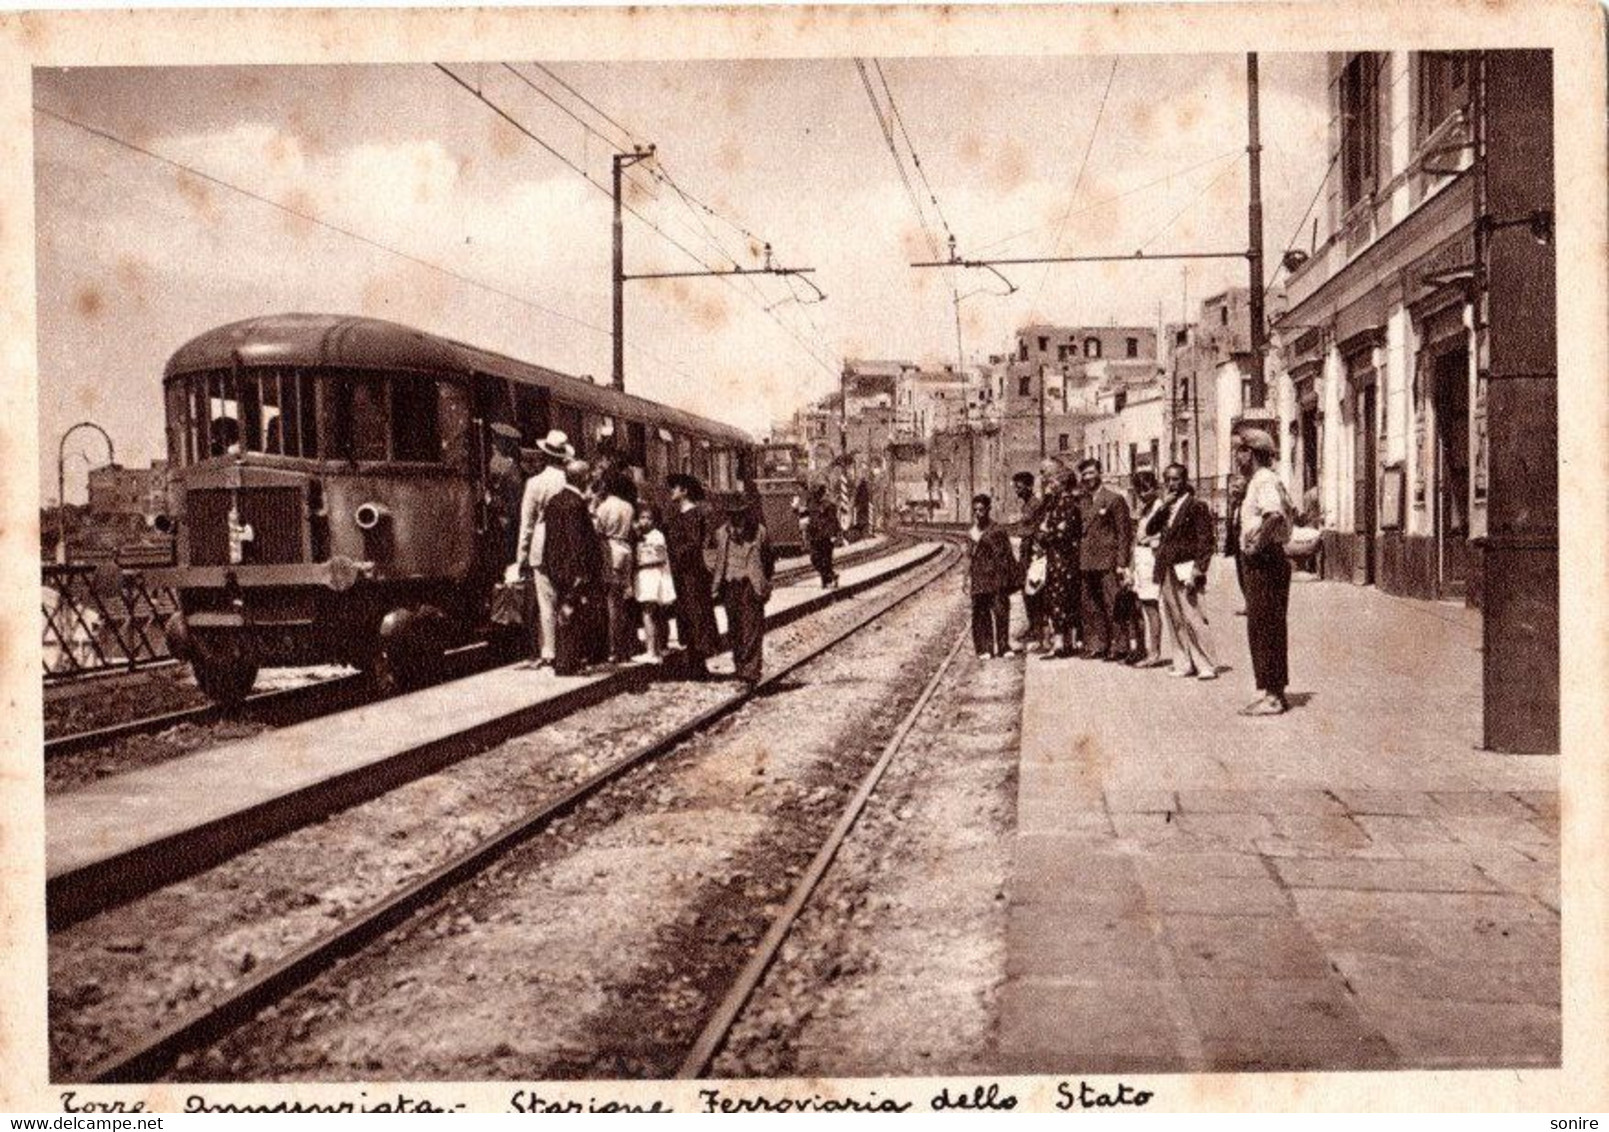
(354, 502), (391, 531)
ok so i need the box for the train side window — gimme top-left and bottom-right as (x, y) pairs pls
(166, 382), (188, 466)
(437, 380), (471, 472)
(624, 420), (648, 470)
(297, 370), (320, 457)
(675, 435), (692, 473)
(514, 383), (549, 444)
(551, 401), (583, 457)
(258, 371), (284, 455)
(188, 378), (208, 462)
(334, 373), (389, 462)
(238, 372), (265, 453)
(207, 371), (241, 456)
(391, 377), (440, 462)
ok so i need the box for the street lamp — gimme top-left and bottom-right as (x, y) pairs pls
(56, 421), (115, 565)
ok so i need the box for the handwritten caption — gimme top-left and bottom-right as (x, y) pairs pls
(65, 1080), (1153, 1115)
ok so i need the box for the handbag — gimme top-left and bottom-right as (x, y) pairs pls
(1285, 525), (1322, 558)
(1023, 553), (1048, 595)
(489, 579), (530, 627)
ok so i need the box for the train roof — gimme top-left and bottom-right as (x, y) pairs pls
(165, 313), (752, 447)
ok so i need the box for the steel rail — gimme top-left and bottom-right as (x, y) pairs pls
(44, 538), (912, 759)
(79, 536), (962, 1084)
(676, 623), (970, 1078)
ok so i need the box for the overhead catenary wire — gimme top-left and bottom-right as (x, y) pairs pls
(1031, 57), (1120, 313)
(32, 101), (697, 385)
(1136, 156), (1245, 253)
(1264, 145), (1342, 303)
(972, 146), (1243, 255)
(437, 62), (840, 380)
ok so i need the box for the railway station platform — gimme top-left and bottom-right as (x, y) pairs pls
(46, 539), (940, 925)
(999, 560), (1560, 1073)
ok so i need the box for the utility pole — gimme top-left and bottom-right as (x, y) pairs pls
(611, 147), (824, 395)
(1246, 52), (1268, 408)
(1038, 364), (1048, 458)
(612, 145), (655, 391)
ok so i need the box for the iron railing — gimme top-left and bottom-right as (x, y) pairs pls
(41, 563), (177, 679)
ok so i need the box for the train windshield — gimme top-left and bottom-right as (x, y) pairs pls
(167, 368), (468, 467)
(170, 368), (321, 463)
(758, 445), (803, 478)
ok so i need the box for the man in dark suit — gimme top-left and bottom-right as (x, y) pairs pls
(1075, 457), (1133, 660)
(541, 459), (605, 675)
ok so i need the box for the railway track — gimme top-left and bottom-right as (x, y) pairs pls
(43, 534), (912, 761)
(74, 533), (964, 1083)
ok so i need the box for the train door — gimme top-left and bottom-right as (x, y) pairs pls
(472, 375), (519, 561)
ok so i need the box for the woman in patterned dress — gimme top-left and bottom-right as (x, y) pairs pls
(1035, 461), (1084, 659)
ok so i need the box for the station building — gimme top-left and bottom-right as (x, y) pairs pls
(1271, 51), (1495, 605)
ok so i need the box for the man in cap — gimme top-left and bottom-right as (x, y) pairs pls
(663, 473), (721, 678)
(1234, 428), (1294, 715)
(516, 429), (575, 668)
(1075, 457), (1133, 661)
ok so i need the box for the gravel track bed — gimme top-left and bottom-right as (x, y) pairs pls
(45, 667), (358, 794)
(160, 571), (967, 1081)
(48, 556), (951, 1082)
(713, 644), (1021, 1077)
(44, 667), (208, 743)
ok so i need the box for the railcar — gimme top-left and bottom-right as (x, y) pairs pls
(753, 441), (808, 555)
(150, 313), (754, 703)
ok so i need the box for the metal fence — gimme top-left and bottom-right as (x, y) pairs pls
(41, 564), (177, 679)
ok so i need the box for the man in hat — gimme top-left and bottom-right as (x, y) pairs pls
(1075, 457), (1133, 660)
(516, 429), (575, 668)
(1234, 428), (1294, 715)
(663, 472), (721, 678)
(542, 459), (605, 676)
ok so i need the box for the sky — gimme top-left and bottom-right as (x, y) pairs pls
(33, 54), (1329, 502)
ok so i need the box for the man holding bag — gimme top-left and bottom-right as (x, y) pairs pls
(1233, 429), (1295, 716)
(1152, 463), (1220, 680)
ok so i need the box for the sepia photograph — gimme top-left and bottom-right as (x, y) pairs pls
(3, 1), (1605, 1114)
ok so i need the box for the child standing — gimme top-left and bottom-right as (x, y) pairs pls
(633, 505), (675, 662)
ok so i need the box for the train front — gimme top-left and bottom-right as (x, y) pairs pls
(150, 315), (479, 703)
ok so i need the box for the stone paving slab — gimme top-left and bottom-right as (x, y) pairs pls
(997, 558), (1560, 1072)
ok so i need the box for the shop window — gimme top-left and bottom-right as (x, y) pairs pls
(1341, 52), (1381, 211)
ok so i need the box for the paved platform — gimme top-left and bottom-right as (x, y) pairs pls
(999, 559), (1559, 1073)
(46, 541), (940, 920)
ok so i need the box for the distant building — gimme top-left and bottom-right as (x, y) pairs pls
(86, 460), (169, 519)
